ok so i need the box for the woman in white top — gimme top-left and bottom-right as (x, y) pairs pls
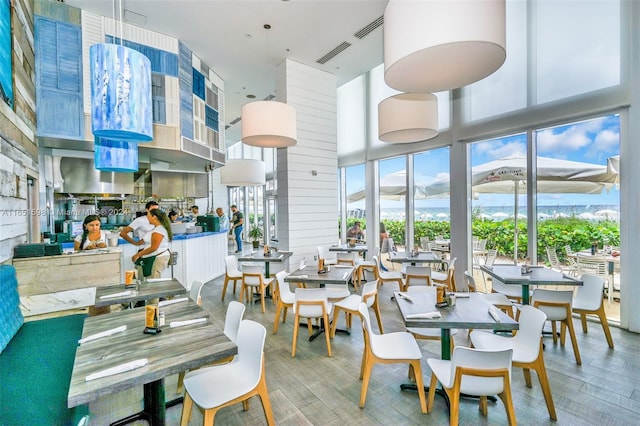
(74, 215), (108, 251)
(131, 209), (173, 278)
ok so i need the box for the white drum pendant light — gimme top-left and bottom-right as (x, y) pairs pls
(241, 101), (297, 148)
(378, 93), (439, 143)
(220, 159), (266, 186)
(384, 0), (506, 93)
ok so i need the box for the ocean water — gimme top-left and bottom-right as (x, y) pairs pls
(355, 205), (620, 221)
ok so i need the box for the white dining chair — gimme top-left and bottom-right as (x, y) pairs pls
(531, 288), (582, 365)
(180, 320), (274, 425)
(426, 347), (516, 425)
(357, 303), (427, 413)
(572, 273), (614, 348)
(222, 255), (242, 301)
(471, 305), (557, 420)
(273, 270), (295, 334)
(292, 288), (333, 357)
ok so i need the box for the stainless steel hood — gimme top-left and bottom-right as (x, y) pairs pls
(151, 171), (207, 198)
(55, 157), (134, 194)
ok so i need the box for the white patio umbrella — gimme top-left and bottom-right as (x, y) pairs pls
(423, 153), (617, 260)
(347, 170), (435, 202)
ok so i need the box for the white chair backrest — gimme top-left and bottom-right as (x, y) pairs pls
(190, 281), (204, 305)
(473, 238), (487, 250)
(235, 320), (266, 380)
(447, 257), (457, 270)
(546, 247), (562, 268)
(317, 246), (327, 259)
(449, 347), (513, 395)
(574, 273), (605, 311)
(242, 264), (264, 286)
(224, 301), (246, 343)
(381, 237), (395, 253)
(564, 245), (575, 256)
(337, 252), (356, 264)
(531, 289), (574, 320)
(275, 270), (294, 299)
(485, 249), (498, 267)
(358, 302), (375, 338)
(577, 256), (607, 276)
(405, 266), (432, 286)
(360, 280), (378, 307)
(464, 270), (476, 292)
(294, 288), (330, 317)
(511, 305), (547, 359)
(225, 255), (241, 275)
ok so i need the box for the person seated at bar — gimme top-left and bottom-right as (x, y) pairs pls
(168, 210), (180, 223)
(74, 214), (108, 251)
(346, 221), (365, 241)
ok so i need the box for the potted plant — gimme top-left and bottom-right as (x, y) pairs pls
(248, 224), (263, 249)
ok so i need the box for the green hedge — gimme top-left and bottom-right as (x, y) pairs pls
(348, 218), (619, 261)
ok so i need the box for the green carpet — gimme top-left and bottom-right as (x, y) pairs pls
(0, 314), (89, 426)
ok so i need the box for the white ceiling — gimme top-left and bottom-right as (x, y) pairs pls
(64, 0), (389, 144)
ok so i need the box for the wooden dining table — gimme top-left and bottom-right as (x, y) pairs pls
(329, 243), (368, 259)
(395, 289), (518, 405)
(389, 251), (443, 267)
(94, 278), (187, 308)
(67, 300), (236, 426)
(480, 264), (583, 305)
(284, 265), (354, 340)
(237, 250), (293, 279)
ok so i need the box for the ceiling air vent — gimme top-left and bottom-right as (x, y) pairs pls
(354, 16), (383, 39)
(316, 42), (351, 65)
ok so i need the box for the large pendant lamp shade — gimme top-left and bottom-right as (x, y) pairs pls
(383, 0), (506, 93)
(378, 93), (439, 143)
(220, 159), (266, 186)
(94, 137), (139, 172)
(241, 101), (297, 148)
(90, 43), (153, 141)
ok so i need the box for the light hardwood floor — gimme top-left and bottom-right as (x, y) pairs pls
(88, 269), (640, 425)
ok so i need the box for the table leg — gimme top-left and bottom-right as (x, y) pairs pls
(110, 379), (165, 426)
(522, 284), (530, 305)
(299, 318), (349, 342)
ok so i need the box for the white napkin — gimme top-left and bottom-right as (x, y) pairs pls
(453, 293), (471, 298)
(342, 272), (350, 280)
(85, 358), (148, 381)
(158, 297), (189, 307)
(79, 325), (127, 344)
(170, 317), (207, 328)
(294, 274), (309, 279)
(100, 290), (132, 299)
(406, 311), (442, 319)
(488, 306), (502, 322)
(334, 265), (352, 268)
(146, 278), (172, 283)
(299, 264), (306, 270)
(397, 292), (413, 302)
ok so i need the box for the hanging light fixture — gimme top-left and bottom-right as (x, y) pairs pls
(89, 0), (153, 141)
(94, 137), (139, 172)
(241, 101), (297, 148)
(378, 93), (439, 143)
(383, 0), (506, 93)
(220, 159), (266, 186)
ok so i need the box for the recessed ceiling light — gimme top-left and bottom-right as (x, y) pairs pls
(245, 33), (252, 39)
(247, 94), (256, 99)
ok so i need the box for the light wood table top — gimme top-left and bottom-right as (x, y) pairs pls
(285, 265), (354, 286)
(68, 300), (236, 410)
(94, 278), (186, 307)
(395, 290), (518, 360)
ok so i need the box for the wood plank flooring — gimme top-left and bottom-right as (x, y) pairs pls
(88, 272), (640, 425)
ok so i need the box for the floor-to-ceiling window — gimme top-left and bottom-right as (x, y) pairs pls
(344, 164), (366, 239)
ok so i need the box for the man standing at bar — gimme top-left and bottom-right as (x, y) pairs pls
(230, 205), (244, 253)
(120, 200), (159, 248)
(216, 207), (230, 231)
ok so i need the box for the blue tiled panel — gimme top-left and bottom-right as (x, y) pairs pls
(105, 36), (178, 77)
(192, 69), (205, 100)
(0, 265), (24, 353)
(152, 73), (166, 124)
(34, 16), (84, 140)
(179, 41), (193, 139)
(0, 0), (13, 107)
(205, 105), (219, 131)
